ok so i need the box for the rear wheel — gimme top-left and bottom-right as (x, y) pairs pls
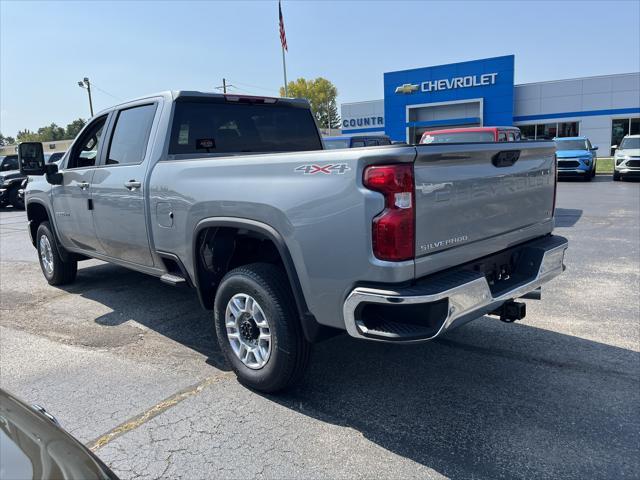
(214, 263), (311, 393)
(36, 221), (77, 285)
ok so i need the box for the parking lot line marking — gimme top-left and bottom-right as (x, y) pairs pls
(88, 372), (233, 452)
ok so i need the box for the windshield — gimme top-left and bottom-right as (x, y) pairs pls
(555, 140), (588, 151)
(169, 101), (322, 155)
(324, 139), (350, 149)
(620, 137), (640, 150)
(421, 131), (495, 144)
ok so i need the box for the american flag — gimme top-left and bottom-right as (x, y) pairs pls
(279, 1), (288, 52)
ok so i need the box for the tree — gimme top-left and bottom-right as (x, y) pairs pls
(36, 123), (66, 142)
(0, 133), (15, 146)
(65, 118), (86, 139)
(16, 129), (40, 142)
(280, 77), (341, 129)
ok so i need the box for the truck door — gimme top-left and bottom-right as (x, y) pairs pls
(90, 102), (158, 266)
(52, 115), (109, 253)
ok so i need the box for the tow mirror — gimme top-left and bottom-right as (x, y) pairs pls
(18, 142), (46, 175)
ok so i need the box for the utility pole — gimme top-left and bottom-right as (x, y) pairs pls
(77, 77), (94, 117)
(215, 78), (234, 94)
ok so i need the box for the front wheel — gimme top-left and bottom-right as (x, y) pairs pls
(613, 171), (621, 181)
(214, 263), (311, 393)
(36, 221), (77, 285)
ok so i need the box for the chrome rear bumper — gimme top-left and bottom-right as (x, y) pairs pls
(343, 235), (568, 343)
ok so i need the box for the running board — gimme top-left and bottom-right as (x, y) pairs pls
(160, 273), (187, 287)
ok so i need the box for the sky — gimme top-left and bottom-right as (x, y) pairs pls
(1, 0), (639, 137)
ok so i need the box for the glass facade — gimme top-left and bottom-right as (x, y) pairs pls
(516, 122), (579, 140)
(611, 118), (640, 154)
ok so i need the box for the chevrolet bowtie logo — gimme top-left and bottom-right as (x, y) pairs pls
(395, 83), (419, 94)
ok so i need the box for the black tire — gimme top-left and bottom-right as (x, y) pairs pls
(591, 163), (597, 178)
(36, 221), (77, 285)
(584, 171), (593, 181)
(214, 263), (311, 393)
(9, 187), (24, 210)
(613, 171), (621, 181)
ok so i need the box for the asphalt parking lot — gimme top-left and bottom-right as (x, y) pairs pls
(1, 175), (638, 479)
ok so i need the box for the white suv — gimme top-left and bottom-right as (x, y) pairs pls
(613, 134), (640, 181)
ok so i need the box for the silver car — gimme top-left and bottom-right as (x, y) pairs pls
(613, 134), (640, 181)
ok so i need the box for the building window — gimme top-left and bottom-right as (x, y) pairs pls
(536, 123), (558, 140)
(519, 125), (535, 139)
(611, 118), (631, 154)
(557, 122), (579, 137)
(631, 118), (640, 135)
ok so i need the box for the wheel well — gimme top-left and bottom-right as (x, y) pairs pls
(27, 203), (50, 247)
(195, 226), (282, 310)
(193, 225), (339, 343)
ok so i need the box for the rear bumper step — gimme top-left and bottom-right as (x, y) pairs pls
(343, 235), (568, 343)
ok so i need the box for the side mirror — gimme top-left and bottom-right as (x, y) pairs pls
(611, 145), (618, 150)
(592, 146), (598, 151)
(18, 142), (46, 175)
(45, 163), (63, 185)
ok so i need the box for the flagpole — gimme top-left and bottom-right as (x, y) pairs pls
(282, 44), (288, 97)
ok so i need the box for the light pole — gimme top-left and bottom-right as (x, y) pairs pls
(78, 77), (94, 117)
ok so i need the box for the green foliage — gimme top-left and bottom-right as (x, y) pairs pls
(37, 123), (66, 141)
(0, 133), (16, 146)
(65, 118), (86, 139)
(11, 118), (86, 143)
(16, 129), (40, 142)
(280, 77), (341, 129)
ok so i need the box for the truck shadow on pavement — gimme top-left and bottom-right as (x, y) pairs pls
(73, 262), (639, 479)
(553, 208), (583, 227)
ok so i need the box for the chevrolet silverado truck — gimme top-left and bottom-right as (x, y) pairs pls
(19, 91), (568, 392)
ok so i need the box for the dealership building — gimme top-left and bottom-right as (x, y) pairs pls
(340, 55), (639, 156)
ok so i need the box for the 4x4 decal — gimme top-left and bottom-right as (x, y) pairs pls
(294, 163), (351, 175)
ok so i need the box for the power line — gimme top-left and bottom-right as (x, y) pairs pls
(90, 82), (121, 100)
(228, 79), (280, 96)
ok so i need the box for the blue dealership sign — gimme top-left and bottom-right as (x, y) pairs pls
(383, 55), (515, 141)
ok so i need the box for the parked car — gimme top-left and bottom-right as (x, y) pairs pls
(554, 136), (597, 181)
(323, 135), (392, 149)
(0, 154), (26, 209)
(419, 126), (521, 144)
(0, 388), (119, 479)
(20, 91), (567, 393)
(613, 134), (640, 181)
(45, 151), (66, 164)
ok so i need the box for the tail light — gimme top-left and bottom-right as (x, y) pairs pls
(363, 164), (415, 261)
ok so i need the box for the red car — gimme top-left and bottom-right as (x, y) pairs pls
(419, 126), (521, 144)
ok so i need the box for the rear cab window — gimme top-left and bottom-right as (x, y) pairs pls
(422, 131), (497, 144)
(168, 99), (322, 156)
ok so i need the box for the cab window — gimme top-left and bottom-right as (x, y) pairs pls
(67, 115), (108, 169)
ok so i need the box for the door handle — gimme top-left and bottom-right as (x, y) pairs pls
(124, 180), (141, 190)
(78, 181), (90, 190)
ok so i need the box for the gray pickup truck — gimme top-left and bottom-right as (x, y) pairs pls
(19, 91), (568, 392)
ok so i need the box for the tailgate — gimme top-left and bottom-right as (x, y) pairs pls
(413, 142), (556, 270)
